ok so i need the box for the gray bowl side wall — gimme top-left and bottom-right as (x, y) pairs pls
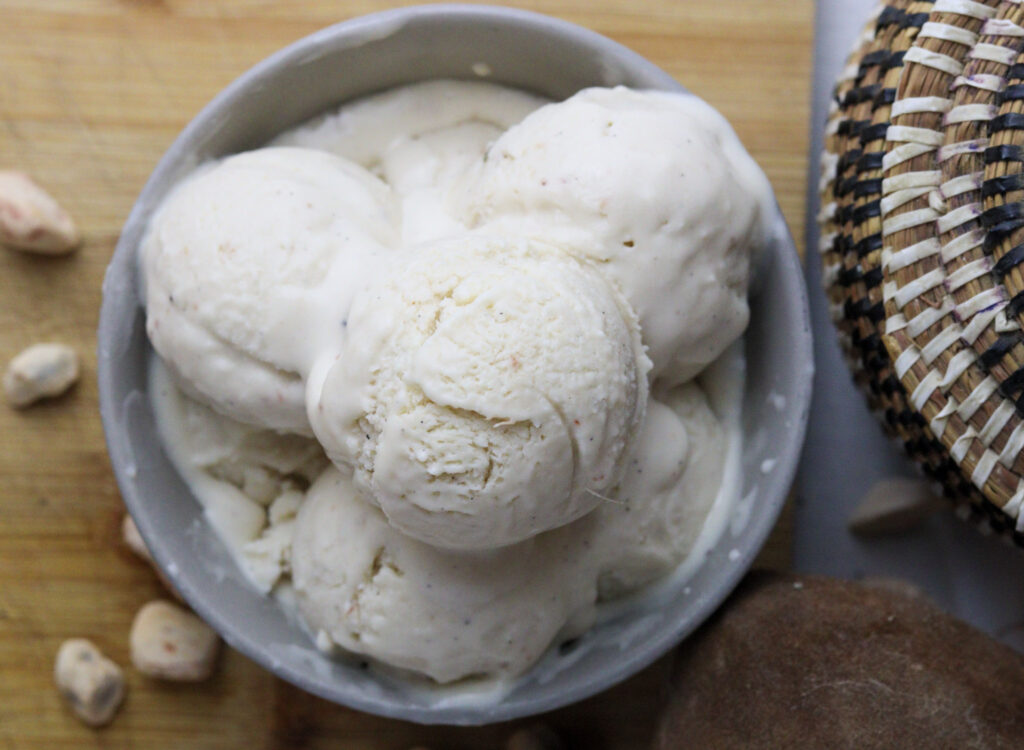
(98, 4), (812, 725)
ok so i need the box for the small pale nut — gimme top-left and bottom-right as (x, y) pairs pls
(3, 343), (80, 408)
(130, 600), (220, 681)
(506, 725), (565, 750)
(53, 638), (126, 728)
(0, 170), (80, 254)
(121, 514), (153, 564)
(847, 477), (944, 537)
(121, 514), (185, 602)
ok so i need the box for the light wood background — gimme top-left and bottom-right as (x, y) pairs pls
(0, 1), (813, 747)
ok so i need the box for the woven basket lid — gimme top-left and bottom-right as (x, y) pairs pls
(820, 0), (1024, 542)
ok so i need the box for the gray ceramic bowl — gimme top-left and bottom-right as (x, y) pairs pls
(98, 4), (813, 725)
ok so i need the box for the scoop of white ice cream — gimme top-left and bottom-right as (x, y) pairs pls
(274, 80), (546, 171)
(141, 146), (398, 434)
(274, 80), (548, 246)
(593, 383), (727, 599)
(291, 467), (597, 683)
(461, 86), (774, 385)
(308, 234), (650, 550)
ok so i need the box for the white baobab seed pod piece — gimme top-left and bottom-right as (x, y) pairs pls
(53, 639), (126, 727)
(130, 600), (220, 681)
(3, 343), (80, 407)
(121, 514), (185, 602)
(506, 725), (565, 750)
(0, 171), (80, 254)
(847, 477), (943, 537)
(121, 513), (153, 563)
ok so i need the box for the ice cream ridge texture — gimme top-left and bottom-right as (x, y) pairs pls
(139, 80), (774, 684)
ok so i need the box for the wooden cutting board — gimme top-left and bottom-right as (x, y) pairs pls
(0, 1), (812, 747)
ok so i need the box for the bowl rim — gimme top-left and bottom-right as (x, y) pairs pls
(98, 2), (814, 725)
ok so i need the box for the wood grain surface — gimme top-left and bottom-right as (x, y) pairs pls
(0, 1), (813, 747)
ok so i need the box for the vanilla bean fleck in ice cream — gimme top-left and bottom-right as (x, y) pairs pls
(139, 79), (774, 685)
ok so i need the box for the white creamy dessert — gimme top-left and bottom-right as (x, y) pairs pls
(460, 87), (773, 385)
(291, 466), (598, 684)
(139, 79), (773, 685)
(143, 147), (398, 435)
(310, 235), (650, 549)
